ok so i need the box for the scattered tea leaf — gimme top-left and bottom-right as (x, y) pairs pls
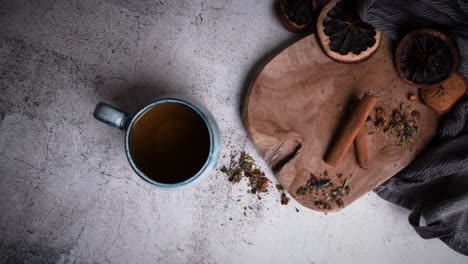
(296, 173), (352, 211)
(276, 184), (284, 192)
(220, 152), (291, 206)
(296, 186), (308, 196)
(373, 103), (420, 147)
(281, 193), (290, 205)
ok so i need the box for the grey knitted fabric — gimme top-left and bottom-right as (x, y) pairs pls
(357, 0), (468, 78)
(373, 95), (468, 256)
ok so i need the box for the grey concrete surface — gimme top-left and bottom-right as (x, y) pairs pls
(0, 0), (466, 263)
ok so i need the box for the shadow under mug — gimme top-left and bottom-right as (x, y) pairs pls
(93, 97), (222, 188)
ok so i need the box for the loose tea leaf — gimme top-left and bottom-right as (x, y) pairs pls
(296, 186), (308, 196)
(373, 103), (420, 147)
(276, 184), (285, 192)
(221, 152), (291, 206)
(295, 172), (351, 211)
(255, 177), (270, 193)
(281, 193), (290, 205)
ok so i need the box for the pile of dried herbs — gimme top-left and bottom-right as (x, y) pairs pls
(295, 170), (351, 210)
(221, 152), (290, 204)
(373, 103), (420, 147)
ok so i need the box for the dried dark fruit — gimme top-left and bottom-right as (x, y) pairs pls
(396, 29), (458, 86)
(283, 0), (313, 26)
(323, 1), (375, 55)
(420, 72), (467, 113)
(316, 0), (382, 63)
(278, 0), (316, 33)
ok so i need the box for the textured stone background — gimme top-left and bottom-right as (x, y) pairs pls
(0, 0), (466, 263)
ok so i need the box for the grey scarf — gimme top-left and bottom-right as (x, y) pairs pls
(356, 0), (468, 255)
(374, 96), (468, 255)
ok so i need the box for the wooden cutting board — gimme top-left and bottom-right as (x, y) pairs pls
(242, 35), (439, 213)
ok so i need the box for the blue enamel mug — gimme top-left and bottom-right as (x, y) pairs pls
(93, 97), (221, 188)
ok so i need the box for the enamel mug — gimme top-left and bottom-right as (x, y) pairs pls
(93, 97), (221, 188)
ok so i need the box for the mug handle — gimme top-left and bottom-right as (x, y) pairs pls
(93, 102), (130, 130)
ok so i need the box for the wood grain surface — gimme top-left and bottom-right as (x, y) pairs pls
(242, 34), (439, 213)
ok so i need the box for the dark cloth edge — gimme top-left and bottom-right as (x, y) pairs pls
(375, 186), (468, 255)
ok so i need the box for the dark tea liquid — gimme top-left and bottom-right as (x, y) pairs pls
(129, 102), (210, 184)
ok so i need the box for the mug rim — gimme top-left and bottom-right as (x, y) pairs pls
(124, 98), (215, 188)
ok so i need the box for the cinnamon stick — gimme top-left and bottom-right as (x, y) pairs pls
(325, 93), (378, 167)
(349, 100), (369, 169)
(354, 125), (368, 168)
